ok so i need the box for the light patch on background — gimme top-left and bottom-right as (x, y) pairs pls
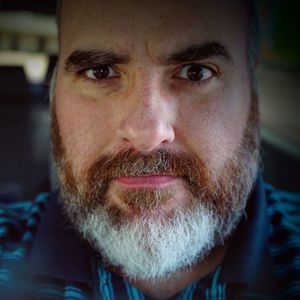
(0, 51), (49, 84)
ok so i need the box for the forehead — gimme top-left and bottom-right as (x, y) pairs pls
(60, 0), (247, 59)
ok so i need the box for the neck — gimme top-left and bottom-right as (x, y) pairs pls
(123, 243), (229, 300)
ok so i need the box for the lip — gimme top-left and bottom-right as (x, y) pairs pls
(114, 175), (177, 188)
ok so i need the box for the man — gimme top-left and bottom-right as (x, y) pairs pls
(0, 0), (299, 299)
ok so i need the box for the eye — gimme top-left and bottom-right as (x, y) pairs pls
(84, 65), (118, 80)
(178, 64), (215, 82)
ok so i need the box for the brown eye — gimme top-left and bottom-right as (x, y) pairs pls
(84, 65), (117, 80)
(179, 64), (214, 81)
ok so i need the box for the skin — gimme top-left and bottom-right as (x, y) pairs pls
(55, 0), (252, 298)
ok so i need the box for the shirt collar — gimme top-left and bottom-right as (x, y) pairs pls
(29, 174), (273, 289)
(29, 192), (94, 286)
(219, 173), (274, 290)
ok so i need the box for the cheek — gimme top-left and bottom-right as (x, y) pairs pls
(177, 84), (251, 170)
(55, 87), (115, 175)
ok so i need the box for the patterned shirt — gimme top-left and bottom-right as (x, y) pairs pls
(0, 175), (299, 299)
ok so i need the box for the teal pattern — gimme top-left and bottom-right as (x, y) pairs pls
(0, 179), (299, 299)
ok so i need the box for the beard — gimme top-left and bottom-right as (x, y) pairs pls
(50, 92), (260, 280)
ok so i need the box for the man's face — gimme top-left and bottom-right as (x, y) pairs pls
(52, 0), (260, 279)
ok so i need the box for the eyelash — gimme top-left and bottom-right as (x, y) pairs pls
(78, 66), (119, 83)
(77, 63), (218, 87)
(176, 64), (218, 87)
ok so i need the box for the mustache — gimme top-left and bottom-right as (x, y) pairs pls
(84, 148), (210, 201)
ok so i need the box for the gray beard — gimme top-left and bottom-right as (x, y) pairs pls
(59, 151), (258, 280)
(81, 201), (221, 279)
(54, 92), (260, 280)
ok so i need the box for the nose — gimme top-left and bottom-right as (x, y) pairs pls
(117, 80), (175, 152)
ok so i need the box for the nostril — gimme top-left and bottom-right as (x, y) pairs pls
(117, 99), (175, 152)
(118, 120), (175, 152)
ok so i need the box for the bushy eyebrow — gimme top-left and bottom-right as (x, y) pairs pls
(64, 41), (233, 72)
(165, 42), (234, 65)
(64, 50), (130, 71)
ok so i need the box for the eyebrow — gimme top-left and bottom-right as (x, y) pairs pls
(165, 42), (233, 65)
(64, 50), (130, 71)
(64, 41), (233, 72)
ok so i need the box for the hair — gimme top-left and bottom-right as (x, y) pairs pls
(55, 0), (260, 80)
(246, 0), (260, 86)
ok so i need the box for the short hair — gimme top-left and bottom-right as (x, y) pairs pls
(55, 0), (260, 79)
(246, 0), (260, 85)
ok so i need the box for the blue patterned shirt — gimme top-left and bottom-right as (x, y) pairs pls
(0, 175), (299, 299)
